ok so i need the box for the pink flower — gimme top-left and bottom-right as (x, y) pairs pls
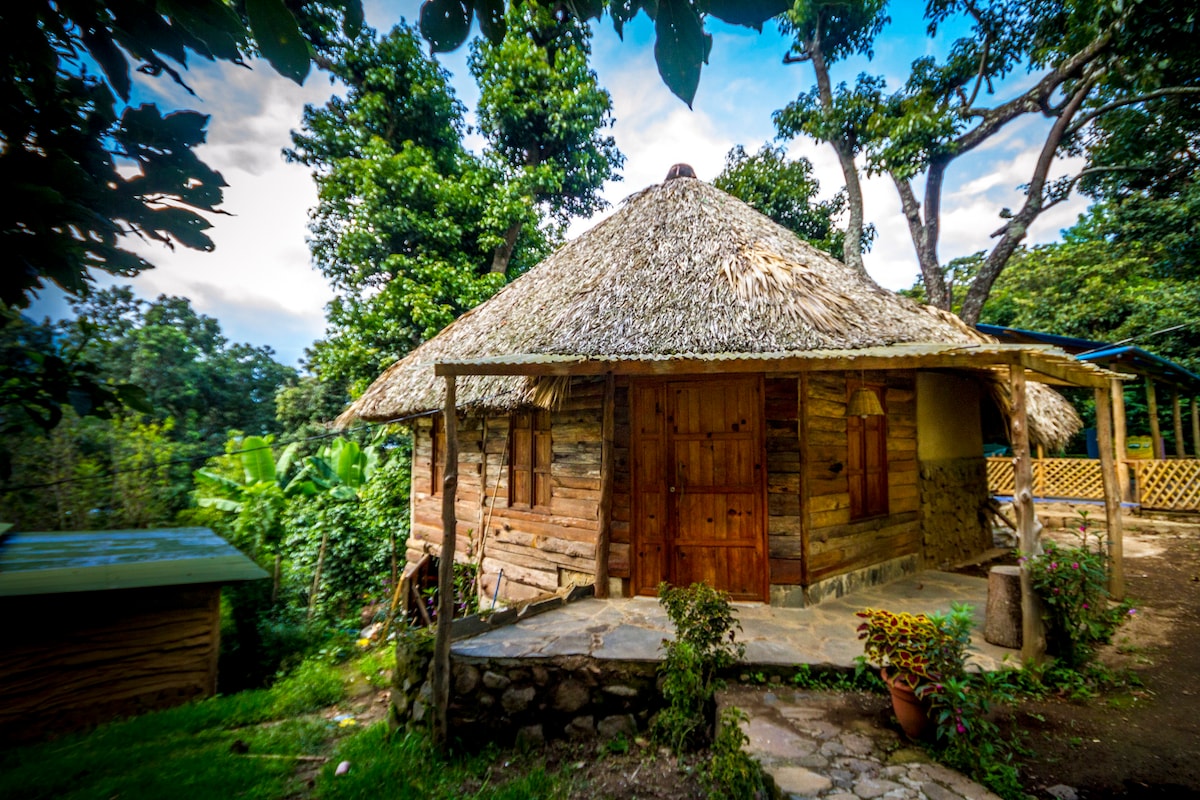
(956, 722), (966, 734)
(1072, 562), (1080, 569)
(1128, 608), (1137, 616)
(1082, 603), (1090, 610)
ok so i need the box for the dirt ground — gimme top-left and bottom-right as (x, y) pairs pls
(1006, 521), (1200, 798)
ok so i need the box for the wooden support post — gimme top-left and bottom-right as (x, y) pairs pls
(1035, 444), (1045, 496)
(1173, 390), (1185, 457)
(1094, 385), (1125, 600)
(432, 375), (458, 750)
(595, 373), (615, 599)
(1193, 398), (1200, 459)
(1011, 367), (1046, 663)
(1112, 380), (1130, 503)
(1146, 378), (1162, 459)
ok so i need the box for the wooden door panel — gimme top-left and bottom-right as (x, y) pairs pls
(632, 378), (767, 600)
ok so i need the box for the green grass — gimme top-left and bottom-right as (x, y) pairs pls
(0, 650), (568, 800)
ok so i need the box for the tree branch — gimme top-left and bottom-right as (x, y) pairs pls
(1066, 86), (1200, 138)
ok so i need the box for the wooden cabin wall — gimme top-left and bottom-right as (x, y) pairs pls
(804, 371), (920, 584)
(765, 377), (804, 585)
(0, 585), (221, 744)
(408, 379), (608, 604)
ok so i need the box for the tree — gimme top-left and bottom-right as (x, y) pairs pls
(774, 0), (888, 275)
(417, 0), (791, 107)
(777, 0), (1200, 323)
(66, 288), (297, 450)
(713, 143), (861, 258)
(0, 0), (362, 311)
(469, 3), (624, 273)
(289, 19), (622, 393)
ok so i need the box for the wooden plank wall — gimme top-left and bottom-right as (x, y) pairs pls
(765, 377), (804, 585)
(0, 585), (221, 743)
(409, 379), (608, 604)
(805, 371), (920, 583)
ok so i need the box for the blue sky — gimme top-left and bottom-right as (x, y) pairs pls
(30, 2), (1088, 368)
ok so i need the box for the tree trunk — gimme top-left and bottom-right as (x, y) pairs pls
(490, 221), (522, 275)
(432, 376), (459, 750)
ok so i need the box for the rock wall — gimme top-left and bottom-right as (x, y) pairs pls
(391, 632), (661, 748)
(919, 457), (991, 568)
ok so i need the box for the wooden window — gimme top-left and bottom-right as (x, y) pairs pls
(431, 415), (446, 496)
(510, 410), (551, 509)
(847, 383), (888, 519)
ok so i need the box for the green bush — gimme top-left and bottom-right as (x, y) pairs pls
(704, 707), (767, 800)
(1026, 512), (1132, 667)
(653, 582), (744, 753)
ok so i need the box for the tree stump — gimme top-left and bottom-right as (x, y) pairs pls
(985, 565), (1023, 648)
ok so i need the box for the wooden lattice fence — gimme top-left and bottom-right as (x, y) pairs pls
(986, 457), (1104, 500)
(987, 456), (1200, 512)
(1134, 460), (1200, 511)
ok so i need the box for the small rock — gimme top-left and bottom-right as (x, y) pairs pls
(453, 664), (480, 695)
(885, 747), (929, 765)
(597, 714), (637, 740)
(334, 761), (350, 776)
(564, 715), (596, 740)
(853, 777), (904, 799)
(501, 685), (536, 713)
(921, 781), (960, 800)
(602, 684), (639, 698)
(531, 666), (550, 686)
(482, 671), (512, 690)
(1046, 785), (1079, 800)
(772, 766), (833, 796)
(552, 680), (590, 713)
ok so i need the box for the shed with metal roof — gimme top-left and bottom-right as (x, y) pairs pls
(0, 527), (266, 742)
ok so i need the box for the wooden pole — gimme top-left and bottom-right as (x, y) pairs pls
(1146, 378), (1162, 459)
(595, 373), (616, 598)
(432, 376), (458, 750)
(1094, 385), (1125, 600)
(1173, 390), (1185, 457)
(1193, 398), (1200, 459)
(1011, 366), (1046, 663)
(1112, 381), (1129, 503)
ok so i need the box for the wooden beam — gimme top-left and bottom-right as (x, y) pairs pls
(1011, 366), (1046, 663)
(432, 375), (458, 750)
(1146, 378), (1162, 459)
(1019, 351), (1112, 389)
(1094, 386), (1125, 600)
(1173, 390), (1185, 457)
(798, 374), (811, 588)
(594, 373), (615, 598)
(1112, 380), (1130, 503)
(1193, 398), (1200, 460)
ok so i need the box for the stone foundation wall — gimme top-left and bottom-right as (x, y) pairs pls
(391, 634), (661, 748)
(920, 457), (991, 568)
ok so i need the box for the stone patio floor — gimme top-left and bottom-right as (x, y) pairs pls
(453, 570), (1015, 800)
(452, 570), (1018, 672)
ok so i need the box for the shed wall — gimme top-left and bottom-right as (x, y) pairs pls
(0, 585), (221, 743)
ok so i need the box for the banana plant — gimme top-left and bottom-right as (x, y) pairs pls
(194, 435), (312, 599)
(293, 436), (382, 617)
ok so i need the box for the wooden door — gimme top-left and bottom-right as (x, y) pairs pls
(631, 377), (767, 600)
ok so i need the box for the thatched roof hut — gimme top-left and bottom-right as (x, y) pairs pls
(340, 175), (1082, 448)
(340, 172), (1120, 610)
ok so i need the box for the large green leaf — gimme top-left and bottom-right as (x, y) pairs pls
(420, 0), (473, 53)
(240, 435), (277, 485)
(197, 496), (243, 513)
(245, 0), (311, 83)
(707, 0), (790, 30)
(652, 0), (712, 108)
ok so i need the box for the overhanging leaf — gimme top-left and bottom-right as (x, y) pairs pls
(246, 0), (311, 83)
(420, 0), (472, 53)
(707, 0), (790, 31)
(652, 0), (711, 108)
(475, 0), (506, 42)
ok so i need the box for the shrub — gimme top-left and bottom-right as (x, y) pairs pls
(704, 707), (767, 800)
(1026, 512), (1132, 667)
(653, 582), (744, 753)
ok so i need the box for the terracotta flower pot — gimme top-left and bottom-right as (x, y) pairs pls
(881, 669), (930, 740)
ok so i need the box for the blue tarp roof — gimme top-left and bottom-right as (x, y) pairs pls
(977, 324), (1200, 395)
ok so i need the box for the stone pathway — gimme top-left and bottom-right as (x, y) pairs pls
(719, 686), (1001, 800)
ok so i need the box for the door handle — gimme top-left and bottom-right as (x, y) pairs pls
(669, 486), (676, 493)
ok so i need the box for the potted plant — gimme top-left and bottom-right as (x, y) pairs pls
(856, 604), (974, 739)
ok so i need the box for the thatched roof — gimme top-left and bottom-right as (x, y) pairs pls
(338, 175), (1082, 448)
